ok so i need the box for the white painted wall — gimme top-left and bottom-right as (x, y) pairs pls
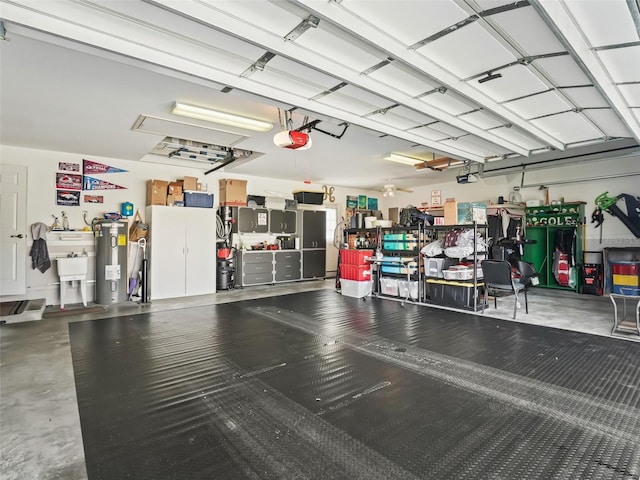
(377, 156), (640, 251)
(2, 144), (638, 304)
(0, 145), (380, 304)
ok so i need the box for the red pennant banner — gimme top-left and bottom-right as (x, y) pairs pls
(83, 159), (128, 174)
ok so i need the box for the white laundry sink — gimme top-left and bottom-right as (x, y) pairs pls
(57, 256), (89, 277)
(57, 257), (89, 310)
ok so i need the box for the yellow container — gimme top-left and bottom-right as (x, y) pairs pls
(612, 274), (639, 286)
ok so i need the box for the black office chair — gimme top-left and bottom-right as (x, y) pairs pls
(481, 259), (528, 319)
(511, 260), (540, 295)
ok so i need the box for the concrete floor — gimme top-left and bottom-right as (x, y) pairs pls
(1, 280), (637, 480)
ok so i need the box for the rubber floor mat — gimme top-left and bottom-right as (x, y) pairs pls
(70, 290), (640, 479)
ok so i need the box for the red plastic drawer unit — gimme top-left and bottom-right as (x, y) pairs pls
(340, 249), (373, 266)
(612, 262), (640, 275)
(340, 264), (371, 281)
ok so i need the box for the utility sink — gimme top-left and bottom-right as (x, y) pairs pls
(57, 257), (89, 310)
(57, 256), (88, 277)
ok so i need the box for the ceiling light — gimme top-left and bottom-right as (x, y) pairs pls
(383, 153), (423, 166)
(171, 102), (273, 132)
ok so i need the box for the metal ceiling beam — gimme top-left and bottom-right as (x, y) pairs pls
(0, 1), (484, 162)
(293, 0), (565, 151)
(531, 0), (640, 143)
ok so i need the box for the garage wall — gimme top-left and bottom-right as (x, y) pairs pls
(0, 145), (379, 304)
(379, 156), (640, 251)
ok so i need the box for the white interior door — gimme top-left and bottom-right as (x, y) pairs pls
(0, 164), (27, 295)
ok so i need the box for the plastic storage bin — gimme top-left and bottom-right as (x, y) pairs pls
(380, 277), (399, 296)
(612, 262), (640, 275)
(340, 249), (373, 265)
(397, 279), (419, 300)
(341, 279), (371, 298)
(426, 279), (478, 309)
(184, 192), (214, 208)
(293, 191), (323, 205)
(340, 264), (371, 281)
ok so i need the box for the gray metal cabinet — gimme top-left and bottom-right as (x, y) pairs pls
(237, 251), (274, 286)
(274, 251), (301, 282)
(299, 210), (326, 279)
(269, 210), (297, 234)
(233, 207), (269, 233)
(303, 250), (326, 279)
(301, 210), (326, 248)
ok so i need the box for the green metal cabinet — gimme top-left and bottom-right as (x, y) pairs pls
(522, 202), (585, 292)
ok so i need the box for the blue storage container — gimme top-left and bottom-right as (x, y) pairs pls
(184, 192), (214, 208)
(612, 285), (640, 295)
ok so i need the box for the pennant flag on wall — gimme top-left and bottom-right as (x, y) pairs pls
(83, 176), (126, 190)
(83, 159), (128, 174)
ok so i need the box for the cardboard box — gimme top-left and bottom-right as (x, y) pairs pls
(219, 179), (247, 205)
(183, 176), (198, 191)
(146, 180), (168, 206)
(444, 199), (457, 225)
(166, 193), (184, 206)
(168, 182), (183, 195)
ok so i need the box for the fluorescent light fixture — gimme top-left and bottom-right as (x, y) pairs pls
(383, 153), (423, 166)
(171, 102), (273, 132)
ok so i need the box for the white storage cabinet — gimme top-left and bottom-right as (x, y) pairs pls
(146, 206), (217, 299)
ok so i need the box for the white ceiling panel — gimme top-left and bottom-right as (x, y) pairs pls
(250, 70), (327, 99)
(472, 64), (549, 102)
(369, 113), (421, 131)
(409, 126), (450, 142)
(598, 46), (640, 83)
(417, 22), (517, 79)
(367, 63), (438, 97)
(490, 6), (565, 56)
(390, 106), (436, 125)
(440, 136), (509, 158)
(564, 0), (640, 47)
(338, 85), (395, 110)
(634, 109), (640, 124)
(504, 91), (572, 119)
(202, 0), (304, 38)
(342, 0), (468, 46)
(315, 91), (384, 116)
(419, 91), (478, 116)
(560, 87), (611, 108)
(459, 110), (504, 130)
(534, 56), (592, 86)
(490, 126), (546, 150)
(266, 56), (341, 90)
(473, 0), (515, 9)
(531, 111), (603, 144)
(584, 109), (633, 138)
(619, 84), (640, 107)
(428, 122), (468, 137)
(295, 24), (385, 73)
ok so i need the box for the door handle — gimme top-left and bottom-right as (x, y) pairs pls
(10, 234), (24, 238)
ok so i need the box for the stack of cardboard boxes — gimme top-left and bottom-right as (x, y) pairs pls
(146, 176), (213, 208)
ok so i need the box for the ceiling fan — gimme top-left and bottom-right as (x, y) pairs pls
(380, 183), (413, 197)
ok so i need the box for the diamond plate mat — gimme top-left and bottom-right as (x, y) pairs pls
(70, 290), (640, 479)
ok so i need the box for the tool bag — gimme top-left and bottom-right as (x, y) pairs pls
(128, 210), (148, 242)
